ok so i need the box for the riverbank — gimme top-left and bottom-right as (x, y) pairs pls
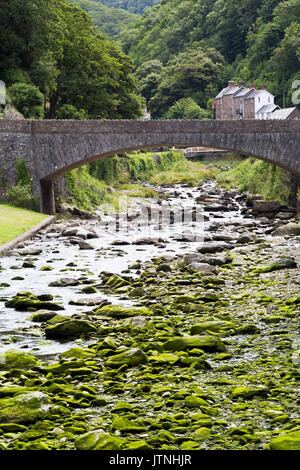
(0, 204), (49, 246)
(0, 180), (299, 450)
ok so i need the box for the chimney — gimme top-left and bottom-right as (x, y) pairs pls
(261, 83), (267, 90)
(238, 81), (245, 87)
(249, 83), (256, 89)
(228, 81), (235, 87)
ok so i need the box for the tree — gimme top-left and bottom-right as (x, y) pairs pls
(9, 83), (44, 119)
(149, 45), (225, 118)
(164, 98), (209, 119)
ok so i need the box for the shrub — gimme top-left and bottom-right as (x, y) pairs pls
(6, 184), (33, 209)
(8, 83), (44, 119)
(57, 104), (87, 120)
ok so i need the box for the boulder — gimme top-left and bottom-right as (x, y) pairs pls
(75, 430), (123, 450)
(271, 223), (300, 236)
(94, 305), (152, 318)
(252, 200), (282, 213)
(106, 348), (147, 368)
(197, 242), (233, 254)
(0, 350), (41, 370)
(5, 292), (64, 312)
(191, 321), (235, 335)
(0, 392), (51, 424)
(163, 336), (226, 353)
(49, 278), (80, 287)
(27, 310), (57, 322)
(45, 320), (97, 338)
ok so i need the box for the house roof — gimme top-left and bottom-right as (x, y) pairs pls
(256, 104), (280, 114)
(234, 88), (252, 97)
(270, 107), (297, 119)
(215, 85), (244, 99)
(244, 89), (274, 100)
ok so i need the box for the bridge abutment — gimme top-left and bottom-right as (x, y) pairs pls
(40, 180), (55, 215)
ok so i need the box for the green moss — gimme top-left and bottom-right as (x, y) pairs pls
(5, 292), (64, 312)
(94, 305), (152, 318)
(0, 350), (41, 371)
(163, 336), (226, 353)
(75, 430), (124, 450)
(112, 416), (147, 433)
(0, 392), (51, 424)
(106, 348), (147, 368)
(269, 431), (300, 450)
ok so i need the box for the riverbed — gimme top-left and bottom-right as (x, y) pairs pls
(0, 180), (299, 450)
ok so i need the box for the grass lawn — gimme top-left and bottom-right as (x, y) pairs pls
(0, 204), (48, 246)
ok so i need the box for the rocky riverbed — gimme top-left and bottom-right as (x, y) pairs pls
(0, 181), (299, 450)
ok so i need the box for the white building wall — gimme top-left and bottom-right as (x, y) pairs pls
(254, 90), (274, 114)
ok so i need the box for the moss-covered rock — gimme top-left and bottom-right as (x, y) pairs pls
(45, 320), (97, 338)
(191, 321), (235, 335)
(93, 305), (152, 318)
(184, 396), (209, 408)
(231, 386), (269, 399)
(163, 336), (226, 353)
(0, 392), (51, 424)
(125, 440), (152, 450)
(106, 348), (147, 368)
(27, 310), (57, 322)
(0, 350), (41, 370)
(75, 430), (124, 450)
(148, 353), (180, 365)
(0, 423), (27, 432)
(112, 416), (147, 433)
(5, 292), (64, 312)
(269, 431), (300, 450)
(193, 427), (211, 440)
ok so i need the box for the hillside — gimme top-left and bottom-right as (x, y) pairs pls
(95, 0), (160, 14)
(122, 0), (300, 117)
(71, 0), (137, 40)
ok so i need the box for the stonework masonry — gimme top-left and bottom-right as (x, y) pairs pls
(0, 119), (299, 214)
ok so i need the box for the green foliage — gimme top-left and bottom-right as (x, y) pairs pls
(216, 158), (294, 204)
(93, 0), (160, 15)
(8, 83), (44, 119)
(164, 98), (209, 119)
(5, 157), (39, 211)
(15, 157), (32, 187)
(122, 0), (300, 111)
(148, 46), (225, 118)
(0, 0), (143, 119)
(64, 151), (190, 210)
(71, 0), (137, 40)
(64, 167), (108, 210)
(6, 184), (33, 209)
(57, 105), (87, 120)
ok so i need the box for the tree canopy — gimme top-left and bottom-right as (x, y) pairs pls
(0, 0), (143, 119)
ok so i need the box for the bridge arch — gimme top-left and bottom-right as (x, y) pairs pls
(0, 119), (299, 213)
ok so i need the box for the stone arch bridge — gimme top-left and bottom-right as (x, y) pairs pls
(0, 119), (299, 214)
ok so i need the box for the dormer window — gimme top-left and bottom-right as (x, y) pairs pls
(258, 97), (260, 103)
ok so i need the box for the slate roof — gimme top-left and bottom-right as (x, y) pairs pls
(270, 107), (297, 119)
(256, 104), (280, 114)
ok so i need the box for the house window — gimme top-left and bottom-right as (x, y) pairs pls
(258, 97), (260, 103)
(268, 97), (270, 102)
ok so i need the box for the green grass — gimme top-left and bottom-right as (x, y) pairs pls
(0, 204), (48, 246)
(215, 158), (294, 204)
